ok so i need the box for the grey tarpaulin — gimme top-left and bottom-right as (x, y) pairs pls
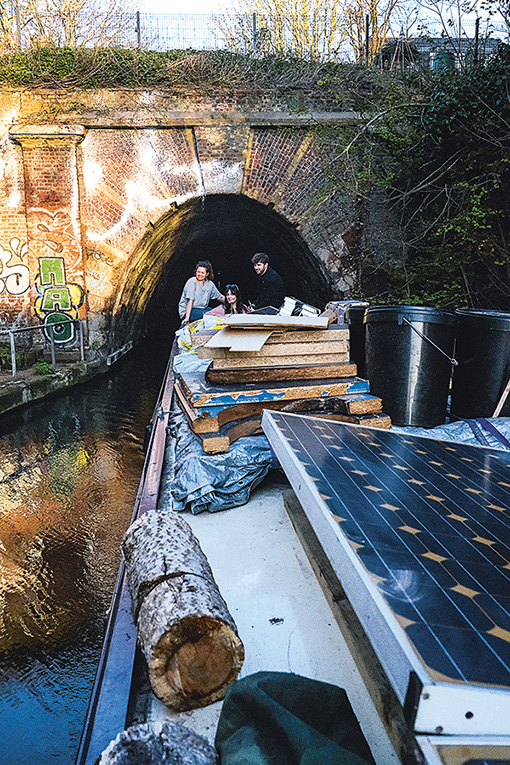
(392, 417), (510, 450)
(164, 338), (273, 514)
(166, 408), (272, 514)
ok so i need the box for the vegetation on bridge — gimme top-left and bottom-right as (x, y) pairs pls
(1, 45), (508, 309)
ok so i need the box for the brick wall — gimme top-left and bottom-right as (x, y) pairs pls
(0, 88), (367, 352)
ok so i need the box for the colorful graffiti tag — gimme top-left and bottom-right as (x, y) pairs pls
(34, 257), (85, 343)
(0, 239), (30, 296)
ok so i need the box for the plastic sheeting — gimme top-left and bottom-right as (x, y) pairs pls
(393, 417), (510, 450)
(166, 408), (272, 514)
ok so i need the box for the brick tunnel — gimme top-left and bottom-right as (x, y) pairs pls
(114, 193), (334, 343)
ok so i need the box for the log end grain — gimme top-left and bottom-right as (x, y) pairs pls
(149, 613), (245, 711)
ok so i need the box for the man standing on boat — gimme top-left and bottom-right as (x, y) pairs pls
(251, 252), (285, 312)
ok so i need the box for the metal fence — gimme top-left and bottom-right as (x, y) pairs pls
(0, 320), (85, 380)
(114, 12), (508, 62)
(4, 9), (509, 63)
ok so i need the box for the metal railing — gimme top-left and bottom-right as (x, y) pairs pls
(0, 319), (85, 380)
(4, 10), (508, 62)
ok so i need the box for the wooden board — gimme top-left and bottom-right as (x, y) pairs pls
(223, 314), (331, 329)
(198, 340), (349, 360)
(211, 352), (350, 370)
(204, 327), (273, 351)
(206, 362), (358, 385)
(191, 327), (349, 348)
(178, 372), (371, 408)
(281, 392), (382, 417)
(196, 416), (264, 453)
(304, 412), (392, 429)
(175, 384), (383, 435)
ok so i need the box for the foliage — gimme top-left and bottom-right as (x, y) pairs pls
(0, 0), (134, 53)
(216, 0), (347, 62)
(32, 360), (54, 375)
(361, 42), (510, 306)
(0, 46), (408, 95)
(217, 0), (407, 61)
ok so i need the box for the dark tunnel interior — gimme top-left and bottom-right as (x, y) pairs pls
(142, 194), (334, 336)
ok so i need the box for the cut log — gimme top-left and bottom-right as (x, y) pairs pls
(122, 510), (244, 711)
(206, 362), (357, 384)
(97, 721), (217, 764)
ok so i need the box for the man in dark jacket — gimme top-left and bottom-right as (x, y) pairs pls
(251, 252), (285, 312)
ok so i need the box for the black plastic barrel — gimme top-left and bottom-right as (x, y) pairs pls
(345, 303), (369, 377)
(364, 305), (458, 427)
(450, 309), (510, 419)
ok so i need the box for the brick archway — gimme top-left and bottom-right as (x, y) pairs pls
(3, 96), (364, 356)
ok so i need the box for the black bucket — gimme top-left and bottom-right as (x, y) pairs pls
(450, 309), (510, 419)
(345, 303), (369, 377)
(364, 305), (458, 427)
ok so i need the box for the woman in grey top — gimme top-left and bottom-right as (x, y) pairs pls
(179, 261), (225, 324)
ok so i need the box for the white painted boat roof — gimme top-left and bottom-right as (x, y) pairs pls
(148, 477), (399, 764)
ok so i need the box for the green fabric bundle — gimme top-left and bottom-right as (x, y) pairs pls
(215, 671), (375, 765)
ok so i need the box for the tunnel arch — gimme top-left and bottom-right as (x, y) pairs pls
(112, 194), (334, 345)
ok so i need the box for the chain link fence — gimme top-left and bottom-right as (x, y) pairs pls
(107, 11), (508, 65)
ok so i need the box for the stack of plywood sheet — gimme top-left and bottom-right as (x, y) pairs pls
(174, 314), (390, 454)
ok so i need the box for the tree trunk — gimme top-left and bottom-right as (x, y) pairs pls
(98, 720), (217, 764)
(122, 510), (244, 711)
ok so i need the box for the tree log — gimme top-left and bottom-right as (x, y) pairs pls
(97, 721), (217, 764)
(122, 510), (244, 711)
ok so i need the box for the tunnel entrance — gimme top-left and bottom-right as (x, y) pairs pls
(141, 194), (333, 335)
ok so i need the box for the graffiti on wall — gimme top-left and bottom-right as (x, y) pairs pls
(34, 257), (85, 343)
(0, 239), (30, 296)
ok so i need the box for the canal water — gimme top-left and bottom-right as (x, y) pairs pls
(0, 336), (171, 763)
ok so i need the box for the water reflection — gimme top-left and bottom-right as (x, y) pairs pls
(0, 338), (170, 764)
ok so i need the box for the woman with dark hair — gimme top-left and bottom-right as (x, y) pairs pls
(178, 260), (225, 324)
(224, 284), (248, 314)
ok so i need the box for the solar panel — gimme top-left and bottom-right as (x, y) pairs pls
(417, 735), (510, 764)
(262, 411), (510, 736)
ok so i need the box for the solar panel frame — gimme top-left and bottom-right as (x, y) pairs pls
(262, 410), (510, 736)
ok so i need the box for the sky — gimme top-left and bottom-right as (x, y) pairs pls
(140, 0), (227, 13)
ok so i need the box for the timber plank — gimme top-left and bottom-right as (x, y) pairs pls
(223, 314), (331, 329)
(198, 340), (349, 360)
(206, 362), (358, 384)
(211, 352), (350, 369)
(281, 392), (383, 416)
(176, 388), (383, 435)
(178, 372), (371, 408)
(191, 327), (349, 348)
(197, 417), (264, 453)
(304, 412), (392, 429)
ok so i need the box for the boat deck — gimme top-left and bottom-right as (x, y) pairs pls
(145, 475), (400, 763)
